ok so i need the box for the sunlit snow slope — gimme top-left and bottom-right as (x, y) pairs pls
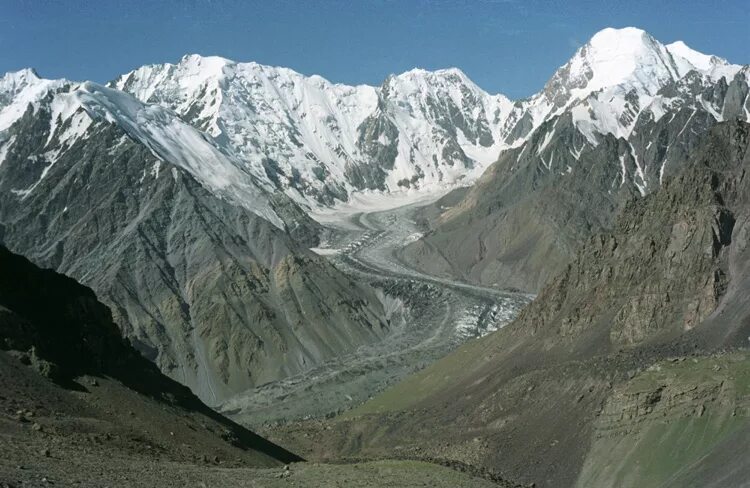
(2, 27), (748, 211)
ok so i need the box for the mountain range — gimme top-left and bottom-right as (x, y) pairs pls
(2, 25), (750, 487)
(402, 27), (749, 291)
(0, 26), (748, 406)
(5, 28), (746, 210)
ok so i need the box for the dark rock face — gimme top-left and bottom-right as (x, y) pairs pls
(347, 105), (400, 191)
(403, 73), (750, 293)
(0, 245), (132, 380)
(0, 244), (302, 466)
(0, 91), (388, 405)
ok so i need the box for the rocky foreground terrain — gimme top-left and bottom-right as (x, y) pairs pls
(0, 246), (514, 487)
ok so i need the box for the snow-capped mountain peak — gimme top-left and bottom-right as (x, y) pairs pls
(544, 27), (681, 106)
(667, 40), (716, 71)
(529, 27), (747, 145)
(0, 68), (67, 131)
(112, 54), (232, 119)
(2, 27), (747, 213)
(666, 40), (742, 81)
(386, 66), (512, 110)
(390, 67), (471, 86)
(1, 67), (41, 90)
(543, 28), (743, 108)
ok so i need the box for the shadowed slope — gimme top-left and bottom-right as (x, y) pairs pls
(0, 245), (301, 467)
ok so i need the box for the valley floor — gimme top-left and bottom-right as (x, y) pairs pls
(0, 350), (507, 487)
(0, 192), (531, 487)
(219, 192), (531, 426)
(1, 450), (502, 488)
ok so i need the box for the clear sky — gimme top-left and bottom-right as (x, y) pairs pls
(2, 0), (749, 99)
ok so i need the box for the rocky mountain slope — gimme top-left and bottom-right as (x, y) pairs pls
(576, 353), (750, 488)
(0, 246), (509, 488)
(0, 75), (389, 406)
(1, 25), (747, 411)
(275, 121), (750, 487)
(0, 245), (300, 473)
(402, 27), (750, 292)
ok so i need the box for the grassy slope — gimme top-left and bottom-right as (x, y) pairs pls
(575, 354), (750, 487)
(346, 335), (490, 416)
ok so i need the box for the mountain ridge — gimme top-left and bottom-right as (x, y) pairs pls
(399, 28), (749, 293)
(6, 27), (743, 211)
(0, 74), (390, 406)
(1, 24), (748, 405)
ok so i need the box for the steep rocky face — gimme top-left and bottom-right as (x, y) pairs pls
(299, 121), (750, 487)
(0, 245), (301, 467)
(510, 121), (749, 350)
(403, 32), (749, 292)
(0, 82), (388, 405)
(401, 114), (637, 291)
(112, 58), (513, 206)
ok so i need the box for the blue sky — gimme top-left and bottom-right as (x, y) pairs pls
(2, 0), (748, 99)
